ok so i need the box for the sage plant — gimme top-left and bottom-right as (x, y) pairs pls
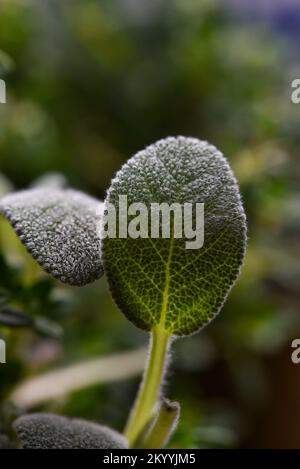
(0, 136), (247, 449)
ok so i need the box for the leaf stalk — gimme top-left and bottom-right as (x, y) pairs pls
(124, 325), (171, 447)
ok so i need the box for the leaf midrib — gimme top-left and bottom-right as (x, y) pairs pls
(158, 233), (175, 332)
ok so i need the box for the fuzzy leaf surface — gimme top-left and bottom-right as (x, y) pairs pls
(14, 413), (128, 449)
(0, 188), (103, 286)
(103, 137), (247, 335)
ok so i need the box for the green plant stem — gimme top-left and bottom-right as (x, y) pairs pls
(124, 325), (171, 447)
(141, 398), (180, 449)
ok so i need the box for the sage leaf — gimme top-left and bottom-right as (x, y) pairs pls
(14, 413), (128, 449)
(0, 188), (104, 286)
(103, 137), (247, 336)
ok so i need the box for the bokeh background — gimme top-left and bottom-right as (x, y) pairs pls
(0, 0), (300, 449)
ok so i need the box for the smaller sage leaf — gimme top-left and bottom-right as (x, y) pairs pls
(13, 413), (128, 449)
(0, 188), (104, 286)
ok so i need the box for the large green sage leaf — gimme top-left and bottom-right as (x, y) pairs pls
(0, 188), (103, 286)
(102, 137), (247, 336)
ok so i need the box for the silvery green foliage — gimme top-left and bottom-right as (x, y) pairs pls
(14, 413), (128, 449)
(0, 188), (104, 286)
(103, 136), (247, 335)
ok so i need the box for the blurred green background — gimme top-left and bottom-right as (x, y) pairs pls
(0, 0), (300, 449)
